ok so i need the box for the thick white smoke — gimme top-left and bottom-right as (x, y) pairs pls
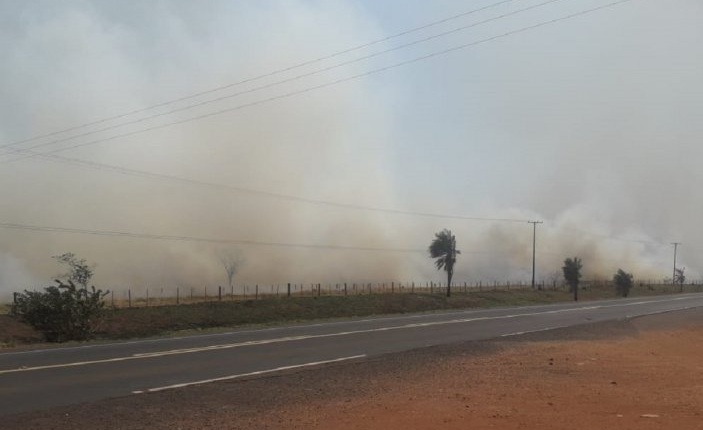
(0, 0), (700, 298)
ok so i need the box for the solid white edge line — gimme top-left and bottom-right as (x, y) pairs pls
(132, 354), (366, 394)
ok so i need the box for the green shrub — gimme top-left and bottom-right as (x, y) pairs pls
(11, 280), (108, 342)
(613, 269), (634, 297)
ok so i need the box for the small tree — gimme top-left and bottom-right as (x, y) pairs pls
(219, 250), (245, 290)
(674, 267), (686, 292)
(613, 269), (634, 297)
(546, 270), (562, 290)
(562, 257), (582, 301)
(53, 252), (94, 287)
(11, 280), (108, 342)
(429, 229), (460, 297)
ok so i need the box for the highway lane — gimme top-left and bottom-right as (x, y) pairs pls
(1, 293), (702, 415)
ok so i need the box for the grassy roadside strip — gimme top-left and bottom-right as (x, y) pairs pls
(0, 284), (696, 348)
(99, 289), (564, 339)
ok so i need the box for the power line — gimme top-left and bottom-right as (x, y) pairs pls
(11, 151), (532, 223)
(0, 0), (649, 255)
(537, 251), (667, 264)
(0, 221), (684, 272)
(0, 1), (634, 227)
(0, 221), (424, 252)
(546, 225), (666, 246)
(0, 0), (517, 151)
(1, 0), (565, 159)
(2, 0), (632, 163)
(0, 221), (523, 255)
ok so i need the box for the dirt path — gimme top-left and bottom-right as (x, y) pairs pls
(4, 308), (703, 429)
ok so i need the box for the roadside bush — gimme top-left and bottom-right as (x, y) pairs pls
(11, 280), (108, 342)
(613, 269), (634, 297)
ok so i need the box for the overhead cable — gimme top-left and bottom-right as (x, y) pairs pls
(2, 0), (631, 162)
(0, 0), (517, 151)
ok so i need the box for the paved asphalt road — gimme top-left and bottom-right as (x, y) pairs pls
(1, 293), (703, 415)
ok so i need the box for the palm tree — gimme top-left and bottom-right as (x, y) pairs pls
(562, 257), (582, 301)
(429, 229), (460, 297)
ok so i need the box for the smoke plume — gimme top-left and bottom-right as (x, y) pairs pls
(0, 1), (700, 298)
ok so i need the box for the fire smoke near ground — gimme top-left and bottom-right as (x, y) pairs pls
(0, 1), (700, 299)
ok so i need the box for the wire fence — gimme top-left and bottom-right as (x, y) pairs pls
(89, 278), (703, 309)
(6, 278), (701, 310)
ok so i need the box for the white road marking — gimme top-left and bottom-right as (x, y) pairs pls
(500, 325), (569, 337)
(131, 355), (366, 394)
(2, 294), (697, 357)
(0, 307), (582, 374)
(0, 301), (578, 357)
(0, 296), (698, 375)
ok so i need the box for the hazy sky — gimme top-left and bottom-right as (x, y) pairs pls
(0, 0), (701, 297)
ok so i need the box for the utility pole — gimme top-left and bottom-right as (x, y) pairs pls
(528, 221), (543, 290)
(671, 242), (681, 285)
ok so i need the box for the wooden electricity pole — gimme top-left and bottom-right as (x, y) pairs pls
(671, 242), (681, 285)
(529, 221), (543, 290)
